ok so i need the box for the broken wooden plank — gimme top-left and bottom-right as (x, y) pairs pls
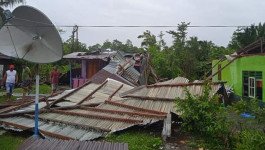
(49, 81), (92, 107)
(108, 84), (123, 101)
(76, 80), (108, 105)
(105, 100), (167, 115)
(80, 106), (167, 118)
(0, 120), (75, 140)
(24, 114), (111, 132)
(52, 109), (143, 123)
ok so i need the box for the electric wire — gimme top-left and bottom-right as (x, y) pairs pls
(3, 24), (250, 28)
(2, 17), (252, 28)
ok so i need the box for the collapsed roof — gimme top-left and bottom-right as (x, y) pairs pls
(0, 77), (227, 141)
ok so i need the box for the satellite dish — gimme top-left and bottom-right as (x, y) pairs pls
(0, 5), (62, 63)
(0, 5), (63, 138)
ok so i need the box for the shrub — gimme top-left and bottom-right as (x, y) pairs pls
(235, 130), (265, 150)
(175, 83), (233, 149)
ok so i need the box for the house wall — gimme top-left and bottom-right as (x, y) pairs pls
(86, 60), (99, 79)
(213, 55), (265, 102)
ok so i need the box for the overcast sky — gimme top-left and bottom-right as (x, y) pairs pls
(7, 0), (265, 47)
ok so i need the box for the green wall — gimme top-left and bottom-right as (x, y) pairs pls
(213, 55), (265, 102)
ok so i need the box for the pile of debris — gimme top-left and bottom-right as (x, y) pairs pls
(0, 77), (228, 141)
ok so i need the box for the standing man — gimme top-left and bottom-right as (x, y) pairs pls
(21, 65), (32, 101)
(50, 65), (60, 95)
(1, 65), (18, 101)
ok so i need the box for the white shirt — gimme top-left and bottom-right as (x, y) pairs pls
(6, 70), (16, 83)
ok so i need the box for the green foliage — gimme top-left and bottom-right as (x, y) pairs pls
(137, 22), (234, 80)
(176, 83), (233, 149)
(13, 84), (52, 94)
(105, 130), (162, 150)
(235, 130), (265, 150)
(229, 23), (265, 51)
(232, 99), (265, 123)
(138, 30), (158, 50)
(88, 39), (143, 53)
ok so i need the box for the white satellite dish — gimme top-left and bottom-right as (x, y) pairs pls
(0, 6), (63, 138)
(0, 5), (62, 63)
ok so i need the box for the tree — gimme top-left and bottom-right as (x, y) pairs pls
(137, 30), (157, 49)
(101, 40), (112, 50)
(157, 31), (166, 50)
(228, 23), (265, 51)
(63, 38), (89, 54)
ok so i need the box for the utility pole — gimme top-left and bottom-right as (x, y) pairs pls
(70, 25), (78, 88)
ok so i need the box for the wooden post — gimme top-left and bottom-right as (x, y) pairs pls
(162, 113), (171, 141)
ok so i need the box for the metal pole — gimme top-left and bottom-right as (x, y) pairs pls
(70, 60), (72, 89)
(33, 64), (39, 138)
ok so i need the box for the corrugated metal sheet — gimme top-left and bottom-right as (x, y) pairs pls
(0, 77), (225, 141)
(88, 62), (136, 86)
(0, 101), (163, 140)
(121, 77), (222, 100)
(54, 79), (133, 107)
(113, 51), (140, 85)
(0, 116), (106, 140)
(18, 137), (129, 150)
(63, 51), (115, 60)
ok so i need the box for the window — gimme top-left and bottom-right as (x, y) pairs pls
(243, 71), (262, 99)
(248, 77), (255, 98)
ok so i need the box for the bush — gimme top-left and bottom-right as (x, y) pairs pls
(233, 99), (265, 123)
(176, 83), (233, 149)
(235, 130), (265, 150)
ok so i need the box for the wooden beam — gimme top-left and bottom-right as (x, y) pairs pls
(0, 120), (75, 140)
(124, 95), (175, 101)
(108, 84), (123, 101)
(0, 103), (100, 118)
(76, 80), (108, 105)
(49, 81), (92, 107)
(119, 58), (132, 72)
(53, 109), (143, 123)
(206, 57), (239, 81)
(199, 57), (226, 80)
(119, 66), (140, 86)
(43, 90), (65, 108)
(80, 106), (167, 118)
(261, 38), (263, 53)
(0, 101), (33, 114)
(146, 81), (226, 88)
(24, 114), (111, 132)
(105, 100), (167, 115)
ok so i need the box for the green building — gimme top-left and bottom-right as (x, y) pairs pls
(212, 40), (265, 102)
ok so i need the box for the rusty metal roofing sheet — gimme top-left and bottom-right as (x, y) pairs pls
(0, 116), (105, 140)
(18, 137), (129, 150)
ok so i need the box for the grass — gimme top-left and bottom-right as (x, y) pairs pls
(0, 130), (29, 150)
(13, 84), (52, 94)
(104, 128), (163, 150)
(0, 95), (17, 103)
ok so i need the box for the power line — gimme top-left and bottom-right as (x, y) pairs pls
(3, 24), (250, 28)
(2, 17), (252, 28)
